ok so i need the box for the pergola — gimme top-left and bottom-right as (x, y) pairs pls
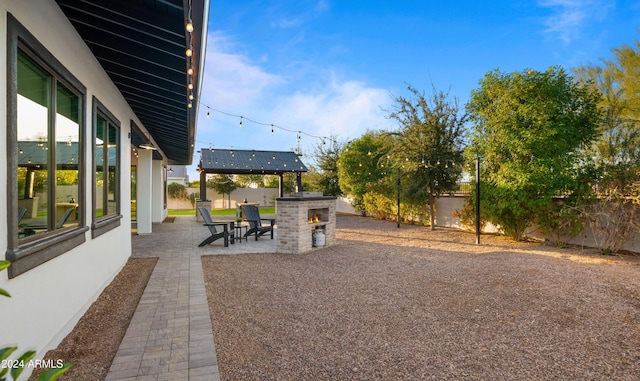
(197, 148), (308, 198)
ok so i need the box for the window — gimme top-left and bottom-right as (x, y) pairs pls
(6, 14), (88, 278)
(92, 98), (122, 238)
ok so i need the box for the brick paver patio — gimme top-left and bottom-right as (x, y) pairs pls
(105, 215), (276, 381)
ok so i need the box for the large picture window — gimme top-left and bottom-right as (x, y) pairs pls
(6, 14), (88, 277)
(17, 53), (81, 237)
(92, 98), (121, 238)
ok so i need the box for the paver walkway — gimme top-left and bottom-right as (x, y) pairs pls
(105, 215), (276, 380)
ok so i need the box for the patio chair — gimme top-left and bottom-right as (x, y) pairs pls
(241, 204), (275, 241)
(18, 207), (27, 224)
(197, 207), (234, 247)
(22, 207), (75, 236)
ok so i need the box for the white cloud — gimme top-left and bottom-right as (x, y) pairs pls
(538, 0), (613, 43)
(269, 0), (331, 29)
(200, 32), (282, 110)
(192, 31), (391, 178)
(270, 74), (391, 143)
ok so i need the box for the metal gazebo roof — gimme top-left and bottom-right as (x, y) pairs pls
(198, 149), (308, 175)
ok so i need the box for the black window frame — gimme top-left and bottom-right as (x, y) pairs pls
(5, 13), (88, 278)
(91, 97), (122, 238)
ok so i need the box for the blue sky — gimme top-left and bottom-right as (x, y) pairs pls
(188, 0), (640, 179)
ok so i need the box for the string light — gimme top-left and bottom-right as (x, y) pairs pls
(198, 103), (349, 147)
(186, 0), (194, 33)
(185, 0), (194, 108)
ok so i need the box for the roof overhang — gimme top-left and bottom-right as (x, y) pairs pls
(55, 0), (209, 165)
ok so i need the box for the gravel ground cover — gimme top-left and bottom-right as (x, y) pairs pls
(28, 257), (157, 381)
(203, 215), (640, 380)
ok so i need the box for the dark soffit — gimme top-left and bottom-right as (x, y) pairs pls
(54, 0), (208, 164)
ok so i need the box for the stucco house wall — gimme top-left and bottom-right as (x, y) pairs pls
(0, 1), (138, 363)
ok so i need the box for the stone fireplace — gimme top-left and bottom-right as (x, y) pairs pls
(276, 196), (337, 254)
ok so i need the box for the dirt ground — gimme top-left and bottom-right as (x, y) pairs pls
(203, 215), (640, 380)
(31, 215), (640, 380)
(28, 257), (157, 381)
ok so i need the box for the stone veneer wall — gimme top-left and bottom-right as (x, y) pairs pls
(276, 197), (337, 254)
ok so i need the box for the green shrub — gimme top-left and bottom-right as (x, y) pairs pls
(188, 192), (200, 208)
(1, 260), (71, 381)
(167, 182), (188, 200)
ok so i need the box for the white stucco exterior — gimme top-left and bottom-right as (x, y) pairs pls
(0, 0), (167, 367)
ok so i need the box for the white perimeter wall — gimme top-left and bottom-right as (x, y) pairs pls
(0, 1), (139, 365)
(168, 187), (280, 209)
(340, 195), (640, 252)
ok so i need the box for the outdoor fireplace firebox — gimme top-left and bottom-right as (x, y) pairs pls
(308, 208), (329, 224)
(276, 196), (337, 254)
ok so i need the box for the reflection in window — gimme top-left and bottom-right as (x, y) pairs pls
(131, 165), (137, 222)
(95, 107), (120, 220)
(17, 51), (81, 239)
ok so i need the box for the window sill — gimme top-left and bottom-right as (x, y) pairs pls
(92, 214), (123, 239)
(6, 226), (89, 278)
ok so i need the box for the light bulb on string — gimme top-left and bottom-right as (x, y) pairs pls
(239, 116), (243, 128)
(271, 124), (274, 135)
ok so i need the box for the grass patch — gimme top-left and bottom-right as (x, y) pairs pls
(168, 209), (197, 216)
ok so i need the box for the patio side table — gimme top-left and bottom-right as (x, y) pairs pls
(234, 224), (248, 243)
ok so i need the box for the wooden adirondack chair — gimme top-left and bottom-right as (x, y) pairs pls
(22, 207), (76, 236)
(197, 207), (234, 247)
(18, 207), (27, 224)
(241, 205), (275, 240)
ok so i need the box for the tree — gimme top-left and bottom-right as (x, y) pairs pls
(572, 39), (640, 253)
(466, 66), (601, 240)
(167, 182), (188, 200)
(262, 173), (297, 194)
(235, 174), (265, 188)
(337, 131), (390, 214)
(574, 62), (640, 166)
(312, 136), (344, 196)
(206, 174), (238, 209)
(263, 175), (279, 188)
(386, 85), (468, 229)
